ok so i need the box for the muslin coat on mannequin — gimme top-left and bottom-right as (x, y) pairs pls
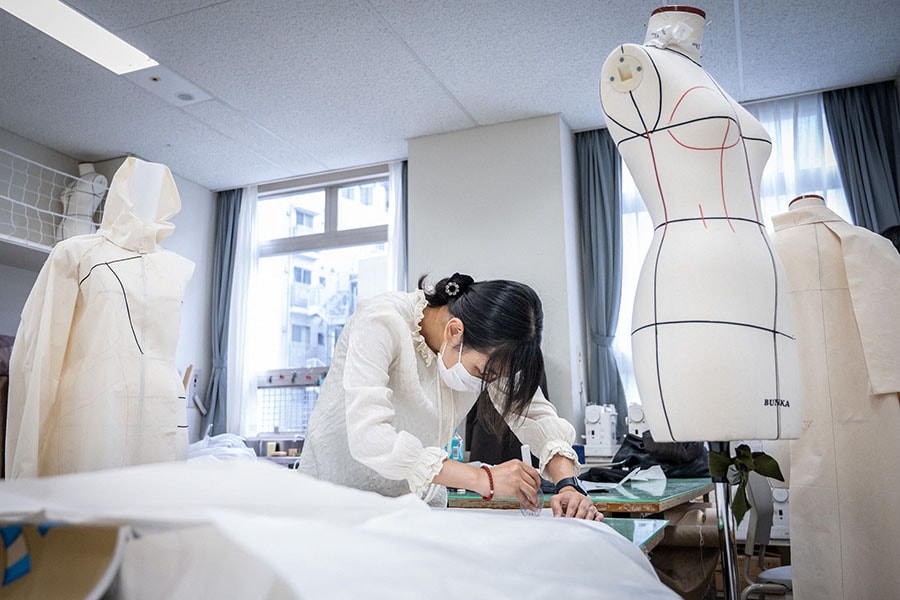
(5, 157), (195, 478)
(772, 196), (900, 600)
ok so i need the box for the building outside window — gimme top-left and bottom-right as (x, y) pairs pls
(250, 166), (395, 434)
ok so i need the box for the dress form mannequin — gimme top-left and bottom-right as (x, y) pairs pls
(599, 6), (801, 443)
(772, 194), (900, 600)
(6, 156), (194, 478)
(57, 162), (107, 240)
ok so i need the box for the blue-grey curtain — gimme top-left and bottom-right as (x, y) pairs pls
(202, 188), (243, 436)
(823, 81), (900, 232)
(575, 128), (627, 437)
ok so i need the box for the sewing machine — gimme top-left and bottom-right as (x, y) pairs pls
(584, 404), (617, 457)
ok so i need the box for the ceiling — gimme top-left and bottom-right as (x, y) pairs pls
(1, 0), (898, 191)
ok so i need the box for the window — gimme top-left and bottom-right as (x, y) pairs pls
(614, 93), (852, 405)
(291, 324), (310, 343)
(295, 209), (314, 228)
(248, 165), (399, 435)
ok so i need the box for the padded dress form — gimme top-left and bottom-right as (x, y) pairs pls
(772, 198), (900, 600)
(5, 157), (195, 478)
(599, 19), (800, 442)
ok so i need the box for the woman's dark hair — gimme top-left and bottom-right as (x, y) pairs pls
(881, 225), (900, 254)
(418, 273), (544, 430)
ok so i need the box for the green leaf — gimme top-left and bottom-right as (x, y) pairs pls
(708, 450), (732, 478)
(751, 453), (785, 481)
(732, 479), (750, 525)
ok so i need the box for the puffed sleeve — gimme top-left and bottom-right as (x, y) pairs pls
(487, 380), (579, 477)
(342, 310), (446, 496)
(6, 242), (81, 478)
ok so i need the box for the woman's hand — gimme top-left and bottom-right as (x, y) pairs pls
(551, 489), (604, 521)
(488, 459), (542, 511)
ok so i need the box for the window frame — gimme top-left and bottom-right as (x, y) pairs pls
(257, 164), (389, 258)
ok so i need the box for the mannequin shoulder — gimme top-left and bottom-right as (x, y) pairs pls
(600, 43), (655, 96)
(599, 44), (665, 139)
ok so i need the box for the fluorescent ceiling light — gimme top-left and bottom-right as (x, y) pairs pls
(0, 0), (157, 74)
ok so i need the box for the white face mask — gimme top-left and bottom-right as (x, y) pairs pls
(437, 341), (484, 393)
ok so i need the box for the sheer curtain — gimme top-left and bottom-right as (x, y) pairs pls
(746, 93), (853, 224)
(229, 163), (406, 437)
(387, 160), (408, 291)
(226, 185), (259, 436)
(614, 93), (852, 405)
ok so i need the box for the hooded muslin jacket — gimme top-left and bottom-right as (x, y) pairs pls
(5, 157), (195, 478)
(772, 198), (900, 600)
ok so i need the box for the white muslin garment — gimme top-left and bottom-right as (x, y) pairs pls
(0, 460), (678, 599)
(5, 157), (195, 478)
(297, 290), (578, 501)
(772, 198), (900, 600)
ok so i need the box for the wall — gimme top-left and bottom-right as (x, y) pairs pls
(0, 265), (38, 335)
(408, 114), (587, 433)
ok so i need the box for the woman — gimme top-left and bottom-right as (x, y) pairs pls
(298, 273), (600, 520)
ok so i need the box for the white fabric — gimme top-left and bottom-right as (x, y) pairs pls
(187, 433), (256, 461)
(297, 290), (577, 500)
(226, 185), (259, 437)
(600, 20), (801, 442)
(5, 157), (195, 478)
(772, 198), (900, 600)
(0, 460), (678, 599)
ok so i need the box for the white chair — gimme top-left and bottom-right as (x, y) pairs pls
(740, 472), (792, 599)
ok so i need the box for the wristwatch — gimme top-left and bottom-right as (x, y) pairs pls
(554, 476), (587, 496)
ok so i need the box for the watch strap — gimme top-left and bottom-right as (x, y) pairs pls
(554, 476), (587, 496)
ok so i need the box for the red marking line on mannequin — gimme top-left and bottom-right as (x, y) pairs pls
(698, 204), (707, 228)
(719, 118), (736, 232)
(666, 86), (742, 232)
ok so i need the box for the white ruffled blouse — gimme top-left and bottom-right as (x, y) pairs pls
(297, 290), (577, 500)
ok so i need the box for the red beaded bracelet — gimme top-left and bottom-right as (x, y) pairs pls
(480, 465), (494, 501)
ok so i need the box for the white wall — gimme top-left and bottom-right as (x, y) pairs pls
(0, 128), (78, 174)
(408, 114), (587, 433)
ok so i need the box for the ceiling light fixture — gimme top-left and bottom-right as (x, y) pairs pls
(0, 0), (158, 75)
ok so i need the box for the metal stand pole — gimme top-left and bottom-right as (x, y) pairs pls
(709, 441), (740, 600)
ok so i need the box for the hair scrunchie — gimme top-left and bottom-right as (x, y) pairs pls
(445, 273), (475, 297)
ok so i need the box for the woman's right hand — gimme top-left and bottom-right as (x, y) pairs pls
(486, 459), (542, 511)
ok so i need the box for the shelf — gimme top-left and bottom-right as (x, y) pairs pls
(0, 148), (107, 271)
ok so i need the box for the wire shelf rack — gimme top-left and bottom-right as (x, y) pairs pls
(0, 148), (108, 252)
(255, 367), (328, 435)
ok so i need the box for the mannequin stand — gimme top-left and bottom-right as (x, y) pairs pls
(709, 441), (739, 600)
